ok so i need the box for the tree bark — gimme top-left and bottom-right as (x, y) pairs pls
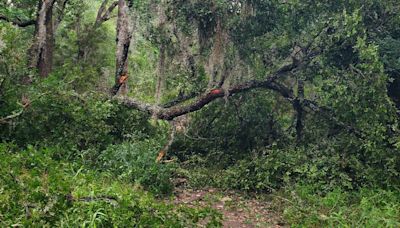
(294, 79), (304, 141)
(111, 0), (134, 96)
(154, 2), (167, 104)
(206, 17), (226, 89)
(29, 0), (56, 78)
(155, 43), (166, 103)
(118, 70), (295, 120)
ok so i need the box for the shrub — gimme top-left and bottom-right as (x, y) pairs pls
(1, 73), (154, 157)
(182, 137), (400, 193)
(97, 139), (175, 195)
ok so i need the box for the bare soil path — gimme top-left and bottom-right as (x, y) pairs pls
(171, 187), (287, 227)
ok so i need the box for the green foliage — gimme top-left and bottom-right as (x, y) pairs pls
(57, 0), (116, 68)
(1, 72), (154, 156)
(182, 136), (400, 193)
(0, 23), (32, 116)
(275, 185), (400, 227)
(96, 139), (175, 195)
(0, 143), (222, 227)
(173, 91), (289, 161)
(0, 0), (37, 22)
(174, 6), (400, 194)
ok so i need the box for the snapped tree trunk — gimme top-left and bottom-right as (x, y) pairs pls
(29, 0), (56, 78)
(111, 0), (134, 96)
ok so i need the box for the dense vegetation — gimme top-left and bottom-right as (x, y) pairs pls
(1, 0), (400, 226)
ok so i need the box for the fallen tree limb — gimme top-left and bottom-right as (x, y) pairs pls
(0, 97), (31, 125)
(0, 109), (24, 124)
(118, 78), (295, 120)
(116, 33), (326, 116)
(66, 194), (118, 205)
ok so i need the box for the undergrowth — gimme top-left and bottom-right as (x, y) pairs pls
(0, 143), (222, 227)
(177, 150), (400, 227)
(273, 185), (400, 227)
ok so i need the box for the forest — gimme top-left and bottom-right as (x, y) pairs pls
(1, 0), (400, 227)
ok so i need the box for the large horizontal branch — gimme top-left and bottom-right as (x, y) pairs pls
(117, 30), (328, 115)
(0, 15), (35, 27)
(117, 77), (295, 120)
(159, 62), (301, 110)
(118, 78), (367, 141)
(160, 46), (322, 110)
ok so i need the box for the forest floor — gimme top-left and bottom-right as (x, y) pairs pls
(170, 184), (287, 227)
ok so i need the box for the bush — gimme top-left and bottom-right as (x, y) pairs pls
(96, 139), (175, 195)
(0, 73), (154, 157)
(181, 137), (400, 193)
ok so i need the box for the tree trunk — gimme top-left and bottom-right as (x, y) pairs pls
(155, 43), (166, 104)
(206, 16), (227, 89)
(155, 2), (167, 104)
(29, 0), (56, 78)
(294, 79), (304, 141)
(111, 0), (134, 96)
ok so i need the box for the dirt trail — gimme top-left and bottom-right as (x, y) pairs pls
(172, 187), (287, 227)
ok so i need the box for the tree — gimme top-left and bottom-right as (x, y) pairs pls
(28, 0), (57, 77)
(111, 0), (134, 96)
(1, 0), (70, 78)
